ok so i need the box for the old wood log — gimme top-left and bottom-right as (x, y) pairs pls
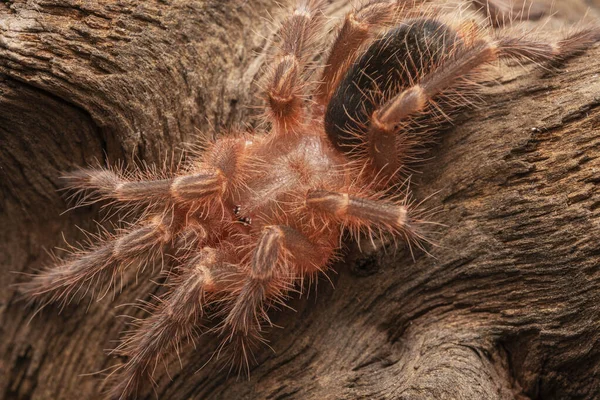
(1, 1), (599, 399)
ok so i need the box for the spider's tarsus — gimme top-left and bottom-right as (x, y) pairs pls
(555, 28), (600, 60)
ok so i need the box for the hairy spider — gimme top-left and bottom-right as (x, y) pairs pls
(22, 0), (599, 398)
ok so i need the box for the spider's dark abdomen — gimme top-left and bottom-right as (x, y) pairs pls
(324, 19), (460, 154)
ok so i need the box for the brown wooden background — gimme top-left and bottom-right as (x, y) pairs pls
(1, 1), (600, 399)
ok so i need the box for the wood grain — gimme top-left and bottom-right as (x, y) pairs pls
(1, 1), (599, 399)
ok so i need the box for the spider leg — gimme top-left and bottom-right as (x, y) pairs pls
(472, 0), (545, 27)
(496, 29), (600, 63)
(65, 136), (256, 209)
(221, 225), (329, 370)
(314, 0), (519, 106)
(22, 213), (206, 308)
(265, 0), (325, 131)
(315, 0), (410, 107)
(108, 246), (234, 400)
(305, 189), (410, 234)
(65, 167), (226, 209)
(365, 29), (600, 179)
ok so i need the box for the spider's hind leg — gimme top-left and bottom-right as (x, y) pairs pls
(315, 0), (416, 107)
(324, 18), (468, 182)
(313, 0), (540, 108)
(264, 0), (326, 132)
(472, 0), (546, 28)
(324, 19), (600, 184)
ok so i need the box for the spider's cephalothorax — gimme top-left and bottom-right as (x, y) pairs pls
(22, 0), (599, 398)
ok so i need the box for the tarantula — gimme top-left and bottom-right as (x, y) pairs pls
(23, 0), (598, 398)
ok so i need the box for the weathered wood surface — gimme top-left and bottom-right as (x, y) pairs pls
(1, 1), (600, 399)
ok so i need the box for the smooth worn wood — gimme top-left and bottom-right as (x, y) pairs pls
(1, 1), (600, 399)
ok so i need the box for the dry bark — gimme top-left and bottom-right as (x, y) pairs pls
(1, 1), (600, 399)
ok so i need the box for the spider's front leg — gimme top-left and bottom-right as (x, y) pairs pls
(108, 246), (236, 400)
(22, 212), (183, 308)
(221, 225), (332, 368)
